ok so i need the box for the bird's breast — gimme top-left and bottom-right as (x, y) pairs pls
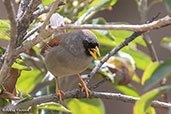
(45, 45), (93, 77)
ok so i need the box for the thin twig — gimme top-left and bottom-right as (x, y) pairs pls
(143, 33), (159, 62)
(2, 91), (171, 111)
(32, 4), (54, 19)
(15, 15), (171, 55)
(23, 24), (42, 41)
(142, 13), (160, 62)
(75, 0), (111, 25)
(40, 0), (60, 32)
(0, 0), (17, 84)
(136, 0), (159, 62)
(32, 1), (65, 21)
(89, 77), (109, 90)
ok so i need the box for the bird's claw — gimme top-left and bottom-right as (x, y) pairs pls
(56, 90), (65, 103)
(78, 83), (91, 98)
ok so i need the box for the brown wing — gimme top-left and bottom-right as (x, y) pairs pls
(40, 34), (63, 56)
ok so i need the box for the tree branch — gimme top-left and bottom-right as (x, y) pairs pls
(23, 24), (42, 41)
(16, 15), (171, 55)
(52, 15), (171, 32)
(16, 0), (31, 21)
(16, 0), (42, 47)
(2, 91), (171, 111)
(32, 4), (54, 19)
(0, 0), (17, 84)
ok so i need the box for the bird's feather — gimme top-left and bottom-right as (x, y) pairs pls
(40, 34), (63, 56)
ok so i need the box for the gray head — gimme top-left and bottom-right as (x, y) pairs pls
(60, 30), (100, 58)
(81, 30), (100, 58)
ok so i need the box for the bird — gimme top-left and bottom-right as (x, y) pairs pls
(40, 29), (100, 103)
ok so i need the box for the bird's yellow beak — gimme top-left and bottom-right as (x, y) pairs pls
(88, 46), (100, 59)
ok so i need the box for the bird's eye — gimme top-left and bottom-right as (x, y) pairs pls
(82, 40), (89, 48)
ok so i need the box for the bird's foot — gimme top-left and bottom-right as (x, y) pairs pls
(78, 82), (91, 98)
(56, 89), (65, 103)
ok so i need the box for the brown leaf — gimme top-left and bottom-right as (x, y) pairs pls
(4, 68), (21, 95)
(107, 57), (135, 85)
(118, 66), (132, 85)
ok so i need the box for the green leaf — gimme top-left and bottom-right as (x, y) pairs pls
(38, 102), (71, 112)
(146, 59), (171, 90)
(42, 0), (54, 6)
(123, 48), (152, 70)
(0, 84), (6, 91)
(132, 74), (140, 83)
(161, 37), (171, 43)
(160, 37), (171, 50)
(0, 47), (5, 55)
(109, 30), (150, 69)
(165, 0), (171, 12)
(67, 98), (105, 114)
(134, 85), (171, 114)
(0, 32), (10, 40)
(88, 18), (115, 40)
(16, 58), (28, 66)
(16, 68), (42, 93)
(133, 36), (147, 47)
(75, 0), (117, 24)
(115, 85), (140, 97)
(87, 18), (107, 25)
(0, 20), (10, 32)
(12, 63), (31, 71)
(12, 58), (31, 71)
(141, 62), (160, 85)
(99, 45), (114, 57)
(146, 107), (156, 114)
(92, 30), (114, 47)
(110, 30), (146, 47)
(30, 105), (38, 114)
(0, 20), (10, 40)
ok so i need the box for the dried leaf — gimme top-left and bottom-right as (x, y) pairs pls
(4, 68), (21, 94)
(107, 56), (134, 85)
